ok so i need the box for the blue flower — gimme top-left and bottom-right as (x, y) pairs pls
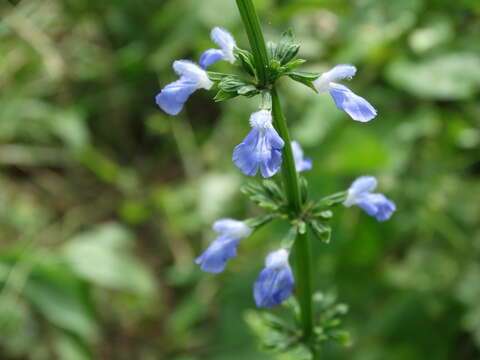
(343, 176), (396, 222)
(291, 141), (312, 172)
(233, 110), (285, 178)
(313, 65), (377, 122)
(195, 219), (252, 274)
(199, 27), (237, 69)
(156, 60), (213, 115)
(254, 249), (295, 308)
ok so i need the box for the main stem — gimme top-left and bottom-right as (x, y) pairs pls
(272, 88), (314, 342)
(235, 0), (315, 344)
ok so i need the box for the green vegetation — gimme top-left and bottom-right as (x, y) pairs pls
(1, 0), (479, 359)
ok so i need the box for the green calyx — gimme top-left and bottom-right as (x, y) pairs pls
(207, 28), (321, 103)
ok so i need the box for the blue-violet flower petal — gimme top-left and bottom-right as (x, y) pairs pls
(195, 219), (252, 274)
(344, 176), (396, 221)
(233, 110), (285, 178)
(313, 64), (377, 122)
(199, 27), (236, 68)
(156, 60), (213, 115)
(254, 249), (295, 308)
(291, 141), (312, 172)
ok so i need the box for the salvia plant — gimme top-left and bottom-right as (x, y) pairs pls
(155, 0), (396, 358)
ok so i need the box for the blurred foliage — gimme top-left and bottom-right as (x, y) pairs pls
(0, 0), (479, 359)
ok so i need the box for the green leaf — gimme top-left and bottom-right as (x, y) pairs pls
(206, 71), (231, 82)
(213, 90), (238, 102)
(266, 41), (276, 61)
(244, 310), (309, 357)
(282, 59), (307, 72)
(241, 180), (286, 213)
(315, 191), (348, 209)
(313, 210), (333, 220)
(287, 71), (320, 92)
(217, 76), (246, 92)
(275, 29), (300, 65)
(212, 75), (259, 101)
(244, 214), (275, 229)
(234, 48), (256, 77)
(262, 180), (284, 201)
(309, 220), (331, 244)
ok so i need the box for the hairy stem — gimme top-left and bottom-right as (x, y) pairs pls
(235, 0), (315, 346)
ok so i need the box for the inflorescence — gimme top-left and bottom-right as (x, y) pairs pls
(155, 26), (396, 310)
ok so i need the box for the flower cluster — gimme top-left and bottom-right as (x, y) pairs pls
(196, 218), (294, 308)
(155, 26), (396, 310)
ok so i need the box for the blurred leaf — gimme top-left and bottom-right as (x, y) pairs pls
(25, 260), (99, 342)
(63, 223), (155, 296)
(386, 53), (480, 99)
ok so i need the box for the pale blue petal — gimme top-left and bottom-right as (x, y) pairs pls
(195, 237), (240, 274)
(349, 176), (377, 196)
(291, 141), (312, 172)
(260, 148), (282, 178)
(358, 193), (396, 222)
(329, 83), (377, 122)
(298, 158), (312, 172)
(199, 49), (225, 69)
(155, 77), (197, 115)
(211, 27), (236, 63)
(212, 218), (252, 238)
(254, 266), (294, 308)
(233, 129), (262, 176)
(211, 27), (236, 51)
(233, 128), (284, 178)
(326, 64), (356, 81)
(265, 127), (285, 149)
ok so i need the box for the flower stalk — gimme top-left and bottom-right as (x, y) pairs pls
(235, 0), (269, 86)
(235, 0), (315, 348)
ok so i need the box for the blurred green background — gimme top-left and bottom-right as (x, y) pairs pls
(1, 0), (479, 359)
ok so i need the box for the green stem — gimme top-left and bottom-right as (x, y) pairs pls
(235, 0), (315, 345)
(270, 87), (301, 213)
(235, 0), (269, 85)
(292, 231), (315, 341)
